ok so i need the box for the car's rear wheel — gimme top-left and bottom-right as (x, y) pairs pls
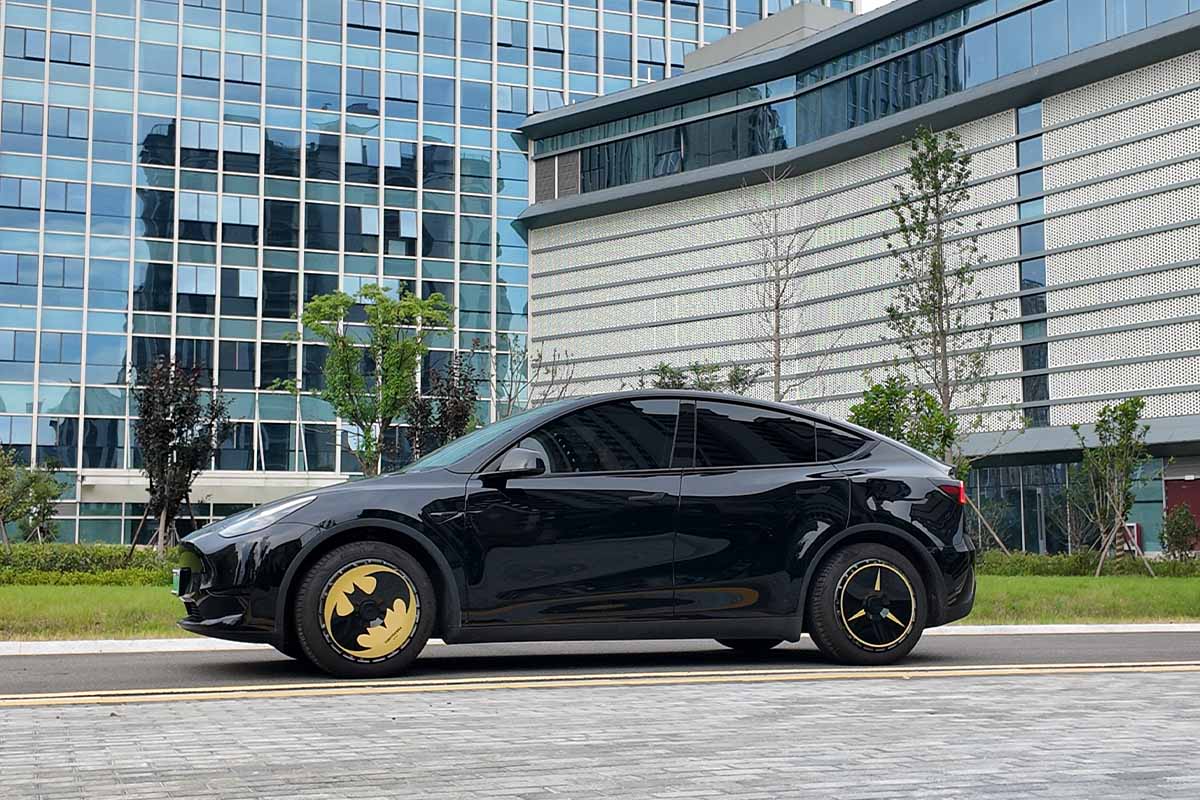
(806, 543), (927, 666)
(715, 638), (783, 653)
(294, 541), (435, 679)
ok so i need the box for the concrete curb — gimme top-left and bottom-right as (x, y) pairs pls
(3, 624), (1199, 656)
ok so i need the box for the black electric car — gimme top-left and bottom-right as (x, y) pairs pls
(176, 391), (975, 678)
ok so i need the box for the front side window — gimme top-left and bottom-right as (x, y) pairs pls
(515, 399), (679, 474)
(694, 401), (816, 468)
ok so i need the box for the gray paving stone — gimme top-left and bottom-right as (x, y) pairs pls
(0, 671), (1196, 798)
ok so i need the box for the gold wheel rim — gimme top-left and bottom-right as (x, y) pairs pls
(835, 559), (916, 652)
(320, 560), (419, 662)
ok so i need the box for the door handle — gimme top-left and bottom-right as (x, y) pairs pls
(627, 491), (667, 504)
(795, 485), (831, 496)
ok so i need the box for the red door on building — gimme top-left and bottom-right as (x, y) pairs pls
(1165, 479), (1200, 519)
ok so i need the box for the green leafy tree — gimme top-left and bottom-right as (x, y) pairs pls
(130, 359), (230, 554)
(1070, 397), (1154, 576)
(283, 284), (450, 477)
(632, 361), (763, 395)
(1161, 504), (1200, 560)
(0, 449), (66, 552)
(886, 127), (1000, 461)
(18, 463), (63, 543)
(848, 375), (958, 463)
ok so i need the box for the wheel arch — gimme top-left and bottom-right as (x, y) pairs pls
(274, 519), (464, 652)
(796, 523), (949, 631)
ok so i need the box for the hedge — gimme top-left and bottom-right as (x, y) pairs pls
(0, 543), (180, 574)
(977, 550), (1200, 578)
(0, 567), (172, 586)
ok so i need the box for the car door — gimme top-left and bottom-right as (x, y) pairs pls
(463, 397), (683, 627)
(673, 400), (850, 620)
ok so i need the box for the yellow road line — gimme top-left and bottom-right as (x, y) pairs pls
(3, 661), (1199, 708)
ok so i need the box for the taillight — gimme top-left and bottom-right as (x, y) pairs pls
(938, 481), (966, 505)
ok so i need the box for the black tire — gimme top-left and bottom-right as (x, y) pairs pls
(806, 543), (927, 666)
(715, 638), (784, 653)
(294, 541), (436, 679)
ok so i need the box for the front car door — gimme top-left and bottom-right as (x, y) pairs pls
(674, 400), (851, 620)
(463, 397), (683, 627)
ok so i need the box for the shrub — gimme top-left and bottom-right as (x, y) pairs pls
(977, 549), (1200, 578)
(0, 543), (180, 574)
(1161, 504), (1200, 560)
(0, 567), (172, 586)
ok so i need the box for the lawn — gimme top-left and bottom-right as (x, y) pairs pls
(2, 577), (1199, 640)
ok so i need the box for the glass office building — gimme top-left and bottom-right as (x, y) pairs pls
(0, 0), (855, 542)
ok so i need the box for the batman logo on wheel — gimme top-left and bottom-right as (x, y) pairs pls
(321, 562), (419, 661)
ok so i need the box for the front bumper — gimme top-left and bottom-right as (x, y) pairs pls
(175, 522), (317, 646)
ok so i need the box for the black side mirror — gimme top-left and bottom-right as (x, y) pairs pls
(481, 447), (546, 487)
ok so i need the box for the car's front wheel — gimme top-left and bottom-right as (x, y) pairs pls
(806, 543), (927, 666)
(294, 541), (436, 679)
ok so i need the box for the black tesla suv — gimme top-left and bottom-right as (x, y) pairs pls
(176, 391), (975, 678)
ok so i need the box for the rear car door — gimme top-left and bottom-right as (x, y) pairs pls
(463, 398), (683, 626)
(673, 400), (850, 620)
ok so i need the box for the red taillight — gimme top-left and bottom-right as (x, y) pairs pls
(938, 481), (966, 505)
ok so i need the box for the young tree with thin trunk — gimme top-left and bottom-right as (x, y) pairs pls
(494, 335), (577, 419)
(744, 167), (832, 402)
(405, 350), (481, 459)
(886, 127), (999, 463)
(1070, 396), (1155, 576)
(0, 449), (64, 552)
(285, 284), (451, 477)
(130, 359), (230, 555)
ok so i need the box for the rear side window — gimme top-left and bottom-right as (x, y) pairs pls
(694, 401), (816, 467)
(816, 424), (868, 461)
(516, 398), (679, 473)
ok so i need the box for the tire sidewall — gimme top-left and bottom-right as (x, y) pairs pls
(295, 541), (436, 679)
(808, 543), (927, 666)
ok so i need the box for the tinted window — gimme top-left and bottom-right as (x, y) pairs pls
(694, 401), (815, 468)
(516, 399), (679, 473)
(816, 424), (868, 461)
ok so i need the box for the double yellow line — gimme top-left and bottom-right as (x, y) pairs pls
(3, 660), (1199, 708)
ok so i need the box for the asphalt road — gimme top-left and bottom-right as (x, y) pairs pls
(2, 630), (1198, 695)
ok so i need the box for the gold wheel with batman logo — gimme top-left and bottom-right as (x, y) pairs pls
(320, 560), (420, 662)
(294, 541), (436, 678)
(806, 543), (927, 666)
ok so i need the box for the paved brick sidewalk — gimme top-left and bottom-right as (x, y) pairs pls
(2, 671), (1196, 799)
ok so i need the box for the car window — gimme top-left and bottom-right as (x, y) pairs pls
(695, 401), (816, 467)
(816, 424), (868, 460)
(401, 399), (566, 473)
(514, 398), (679, 474)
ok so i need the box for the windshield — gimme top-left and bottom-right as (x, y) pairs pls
(399, 400), (570, 473)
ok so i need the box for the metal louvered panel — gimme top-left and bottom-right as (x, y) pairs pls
(556, 151), (580, 197)
(534, 156), (556, 203)
(1042, 51), (1200, 129)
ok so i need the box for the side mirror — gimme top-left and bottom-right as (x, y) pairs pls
(482, 447), (546, 487)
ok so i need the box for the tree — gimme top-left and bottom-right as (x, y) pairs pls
(130, 359), (230, 554)
(1069, 397), (1154, 576)
(1161, 504), (1200, 560)
(405, 350), (481, 459)
(631, 361), (763, 394)
(18, 463), (63, 543)
(744, 167), (832, 402)
(885, 127), (1000, 462)
(495, 335), (577, 419)
(287, 284), (451, 477)
(848, 375), (957, 463)
(0, 449), (65, 552)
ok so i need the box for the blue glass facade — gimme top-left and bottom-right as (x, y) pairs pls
(1, 0), (870, 541)
(533, 0), (1200, 192)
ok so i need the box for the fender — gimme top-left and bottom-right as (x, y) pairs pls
(792, 522), (950, 632)
(273, 517), (465, 645)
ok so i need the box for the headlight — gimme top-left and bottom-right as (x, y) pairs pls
(217, 495), (316, 538)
